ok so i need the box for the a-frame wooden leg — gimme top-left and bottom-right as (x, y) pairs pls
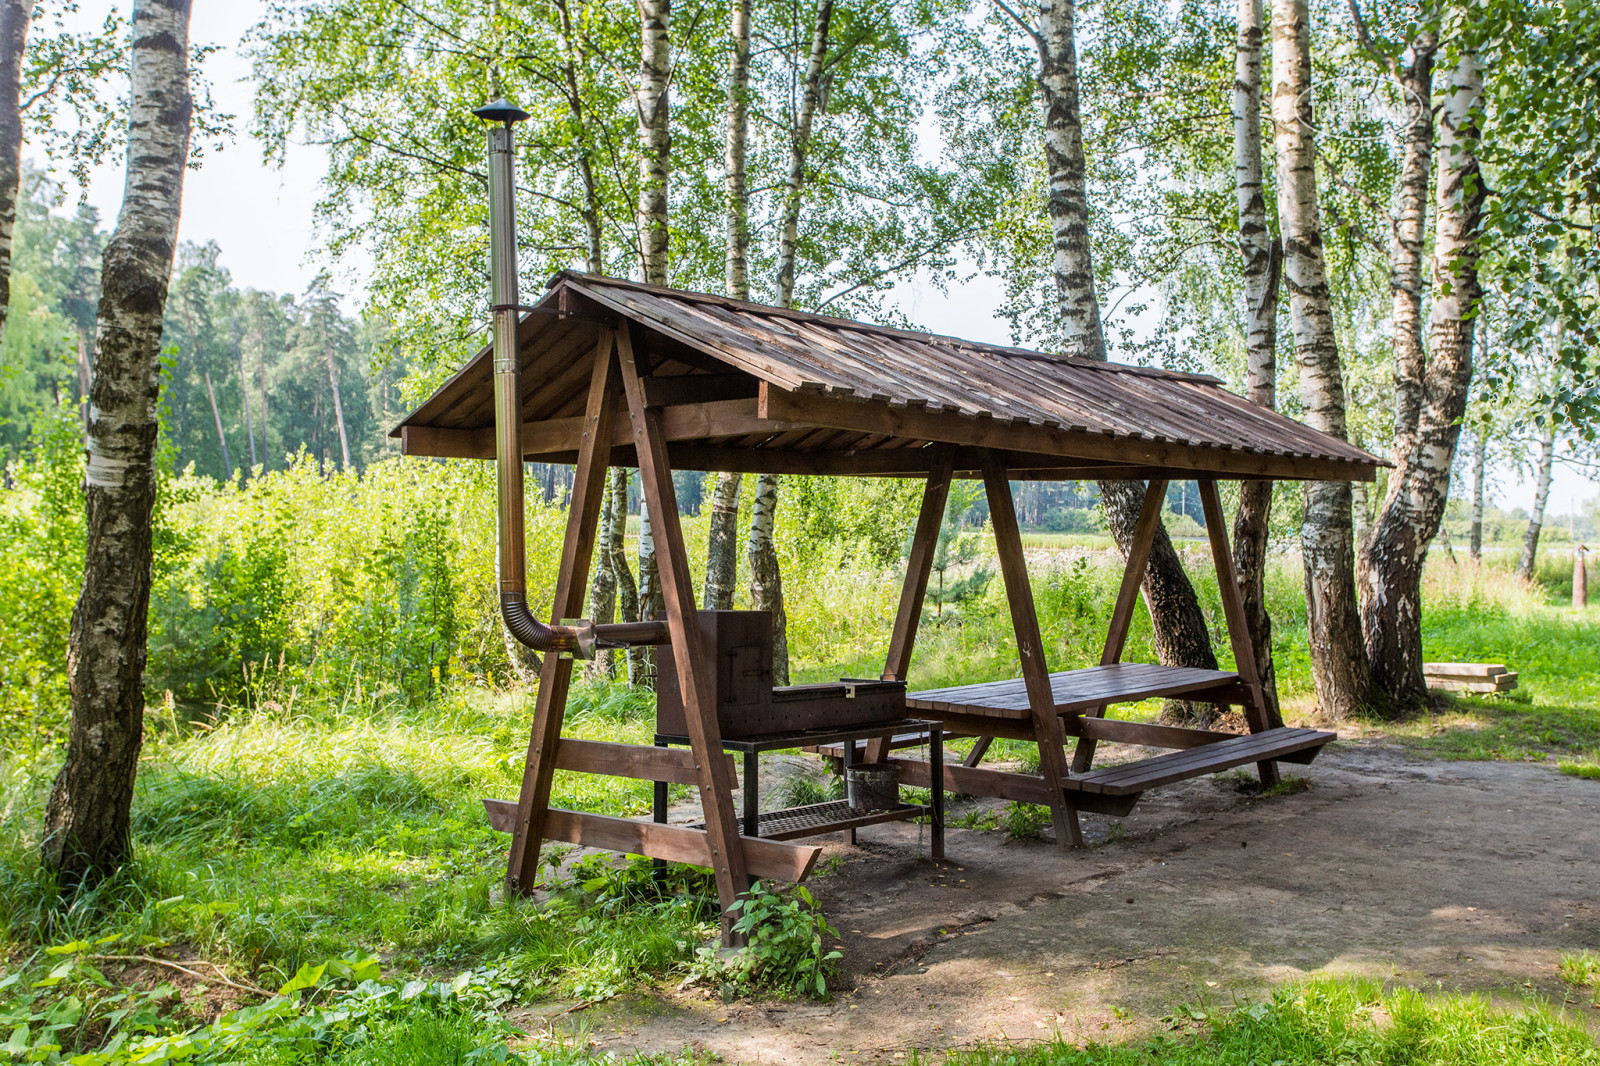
(617, 329), (751, 941)
(505, 332), (620, 893)
(865, 446), (954, 765)
(982, 454), (1081, 848)
(1198, 480), (1279, 787)
(1071, 479), (1167, 774)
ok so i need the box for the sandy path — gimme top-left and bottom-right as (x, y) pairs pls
(519, 740), (1600, 1062)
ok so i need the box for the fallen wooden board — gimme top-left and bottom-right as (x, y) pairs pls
(1423, 662), (1510, 679)
(1429, 673), (1519, 693)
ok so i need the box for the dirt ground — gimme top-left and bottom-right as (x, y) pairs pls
(520, 737), (1600, 1062)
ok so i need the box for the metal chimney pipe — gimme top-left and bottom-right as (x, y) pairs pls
(476, 99), (595, 658)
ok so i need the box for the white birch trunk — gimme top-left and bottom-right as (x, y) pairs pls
(327, 346), (352, 471)
(204, 370), (231, 479)
(0, 0), (27, 342)
(754, 0), (834, 684)
(1032, 0), (1221, 705)
(747, 471), (788, 686)
(1272, 0), (1371, 718)
(704, 0), (753, 611)
(774, 0), (834, 308)
(1229, 0), (1283, 727)
(1039, 0), (1104, 359)
(43, 0), (193, 883)
(637, 0), (671, 285)
(1360, 45), (1482, 702)
(1518, 418), (1556, 580)
(1469, 428), (1486, 561)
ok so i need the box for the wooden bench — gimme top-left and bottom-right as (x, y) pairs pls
(1064, 727), (1333, 796)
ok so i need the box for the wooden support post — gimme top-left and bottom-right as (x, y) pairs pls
(1197, 479), (1279, 786)
(882, 446), (956, 683)
(1071, 479), (1167, 774)
(982, 453), (1081, 848)
(618, 328), (752, 942)
(505, 331), (620, 892)
(865, 447), (954, 764)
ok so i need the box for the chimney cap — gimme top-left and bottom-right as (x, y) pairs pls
(473, 98), (530, 124)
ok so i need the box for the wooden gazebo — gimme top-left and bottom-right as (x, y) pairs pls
(394, 270), (1382, 938)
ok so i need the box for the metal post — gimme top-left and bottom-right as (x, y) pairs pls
(930, 726), (944, 861)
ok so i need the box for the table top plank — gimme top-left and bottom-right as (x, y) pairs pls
(906, 663), (1241, 720)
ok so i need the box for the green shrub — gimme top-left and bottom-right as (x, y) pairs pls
(690, 882), (842, 1000)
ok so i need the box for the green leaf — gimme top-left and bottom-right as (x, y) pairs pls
(276, 962), (327, 997)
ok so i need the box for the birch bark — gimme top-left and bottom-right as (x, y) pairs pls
(0, 0), (27, 342)
(327, 346), (352, 470)
(637, 0), (671, 285)
(748, 0), (836, 685)
(1032, 0), (1222, 698)
(703, 0), (752, 610)
(585, 469), (619, 680)
(204, 371), (231, 480)
(1038, 0), (1102, 358)
(1385, 32), (1437, 461)
(1518, 417), (1556, 581)
(747, 471), (788, 685)
(635, 497), (663, 685)
(1272, 0), (1371, 718)
(1229, 0), (1284, 727)
(43, 0), (193, 884)
(1468, 428), (1485, 561)
(630, 0), (671, 685)
(1360, 44), (1480, 702)
(608, 468), (641, 678)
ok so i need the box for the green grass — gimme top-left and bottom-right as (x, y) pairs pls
(944, 978), (1600, 1065)
(0, 682), (712, 1000)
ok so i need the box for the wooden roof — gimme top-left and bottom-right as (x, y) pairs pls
(393, 272), (1382, 481)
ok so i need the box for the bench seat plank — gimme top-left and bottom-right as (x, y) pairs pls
(907, 663), (1242, 721)
(1063, 727), (1333, 795)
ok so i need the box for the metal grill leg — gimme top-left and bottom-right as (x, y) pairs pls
(930, 727), (945, 861)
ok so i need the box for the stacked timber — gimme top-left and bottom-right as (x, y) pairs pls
(1423, 662), (1518, 694)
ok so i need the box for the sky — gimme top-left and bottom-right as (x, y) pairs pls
(61, 1), (1597, 519)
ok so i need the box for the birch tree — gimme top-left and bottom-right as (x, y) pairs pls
(43, 0), (193, 884)
(1229, 0), (1283, 726)
(747, 0), (838, 685)
(1360, 18), (1482, 702)
(0, 0), (27, 342)
(1272, 0), (1371, 719)
(995, 0), (1225, 707)
(704, 0), (753, 612)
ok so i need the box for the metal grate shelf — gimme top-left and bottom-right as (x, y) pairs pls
(689, 799), (930, 841)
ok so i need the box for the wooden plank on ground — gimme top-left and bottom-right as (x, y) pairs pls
(1422, 662), (1511, 678)
(1430, 674), (1519, 693)
(483, 801), (820, 883)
